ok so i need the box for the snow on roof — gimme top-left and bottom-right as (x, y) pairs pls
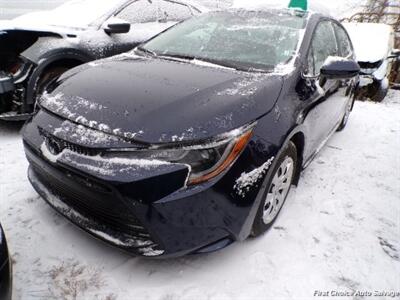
(343, 22), (394, 63)
(12, 0), (124, 29)
(232, 0), (332, 16)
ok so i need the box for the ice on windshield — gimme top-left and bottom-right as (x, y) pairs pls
(143, 10), (307, 71)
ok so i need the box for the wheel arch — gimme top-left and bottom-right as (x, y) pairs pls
(289, 131), (305, 186)
(25, 52), (90, 105)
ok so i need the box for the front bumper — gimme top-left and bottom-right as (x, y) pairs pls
(0, 225), (12, 300)
(22, 112), (267, 258)
(25, 144), (240, 258)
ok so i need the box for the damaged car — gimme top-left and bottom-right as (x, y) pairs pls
(23, 8), (360, 258)
(0, 0), (205, 121)
(0, 223), (12, 300)
(343, 22), (400, 102)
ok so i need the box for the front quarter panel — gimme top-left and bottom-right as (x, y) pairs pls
(0, 224), (11, 300)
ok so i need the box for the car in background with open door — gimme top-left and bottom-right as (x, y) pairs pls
(0, 0), (206, 121)
(343, 22), (400, 102)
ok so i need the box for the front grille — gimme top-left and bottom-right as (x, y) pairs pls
(59, 139), (101, 156)
(31, 160), (151, 240)
(39, 127), (102, 156)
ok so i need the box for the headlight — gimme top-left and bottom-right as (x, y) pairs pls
(104, 124), (255, 185)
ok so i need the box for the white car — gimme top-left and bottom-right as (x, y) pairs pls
(343, 22), (400, 102)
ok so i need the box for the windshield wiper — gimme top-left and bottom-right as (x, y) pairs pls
(158, 53), (196, 61)
(157, 54), (239, 70)
(193, 57), (269, 73)
(136, 46), (157, 57)
(154, 52), (271, 73)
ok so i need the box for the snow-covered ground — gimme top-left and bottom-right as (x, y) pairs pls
(1, 90), (399, 300)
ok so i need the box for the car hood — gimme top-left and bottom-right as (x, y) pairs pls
(343, 22), (393, 63)
(0, 18), (81, 37)
(41, 54), (284, 144)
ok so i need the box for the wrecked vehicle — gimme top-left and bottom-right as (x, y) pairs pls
(343, 22), (400, 102)
(0, 223), (12, 300)
(23, 8), (360, 258)
(0, 0), (205, 121)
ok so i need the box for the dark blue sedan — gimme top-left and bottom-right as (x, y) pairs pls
(22, 8), (359, 258)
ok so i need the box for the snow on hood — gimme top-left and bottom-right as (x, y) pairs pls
(40, 57), (283, 144)
(0, 19), (69, 36)
(343, 22), (394, 63)
(10, 0), (124, 29)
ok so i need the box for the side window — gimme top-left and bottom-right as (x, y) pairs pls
(116, 0), (158, 23)
(306, 21), (338, 76)
(333, 23), (354, 58)
(157, 0), (194, 22)
(307, 45), (315, 76)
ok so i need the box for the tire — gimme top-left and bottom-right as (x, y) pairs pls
(370, 78), (389, 103)
(251, 141), (297, 237)
(337, 96), (354, 132)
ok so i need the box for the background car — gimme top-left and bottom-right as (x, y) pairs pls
(343, 22), (400, 101)
(0, 223), (11, 300)
(23, 8), (359, 258)
(0, 0), (206, 121)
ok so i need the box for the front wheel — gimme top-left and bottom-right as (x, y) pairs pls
(251, 142), (297, 237)
(370, 78), (389, 103)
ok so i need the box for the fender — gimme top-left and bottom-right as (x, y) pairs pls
(25, 51), (91, 105)
(237, 123), (307, 241)
(20, 35), (86, 63)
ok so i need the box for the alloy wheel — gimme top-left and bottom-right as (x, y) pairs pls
(262, 156), (294, 224)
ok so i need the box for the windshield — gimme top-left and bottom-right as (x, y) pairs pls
(142, 10), (307, 71)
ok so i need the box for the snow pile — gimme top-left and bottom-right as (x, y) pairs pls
(343, 22), (394, 63)
(234, 156), (275, 197)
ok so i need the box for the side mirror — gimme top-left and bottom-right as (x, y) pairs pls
(320, 57), (360, 79)
(104, 18), (130, 35)
(388, 49), (400, 59)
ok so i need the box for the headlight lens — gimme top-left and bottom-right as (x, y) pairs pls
(104, 124), (255, 185)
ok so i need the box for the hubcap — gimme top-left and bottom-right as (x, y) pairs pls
(262, 156), (294, 224)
